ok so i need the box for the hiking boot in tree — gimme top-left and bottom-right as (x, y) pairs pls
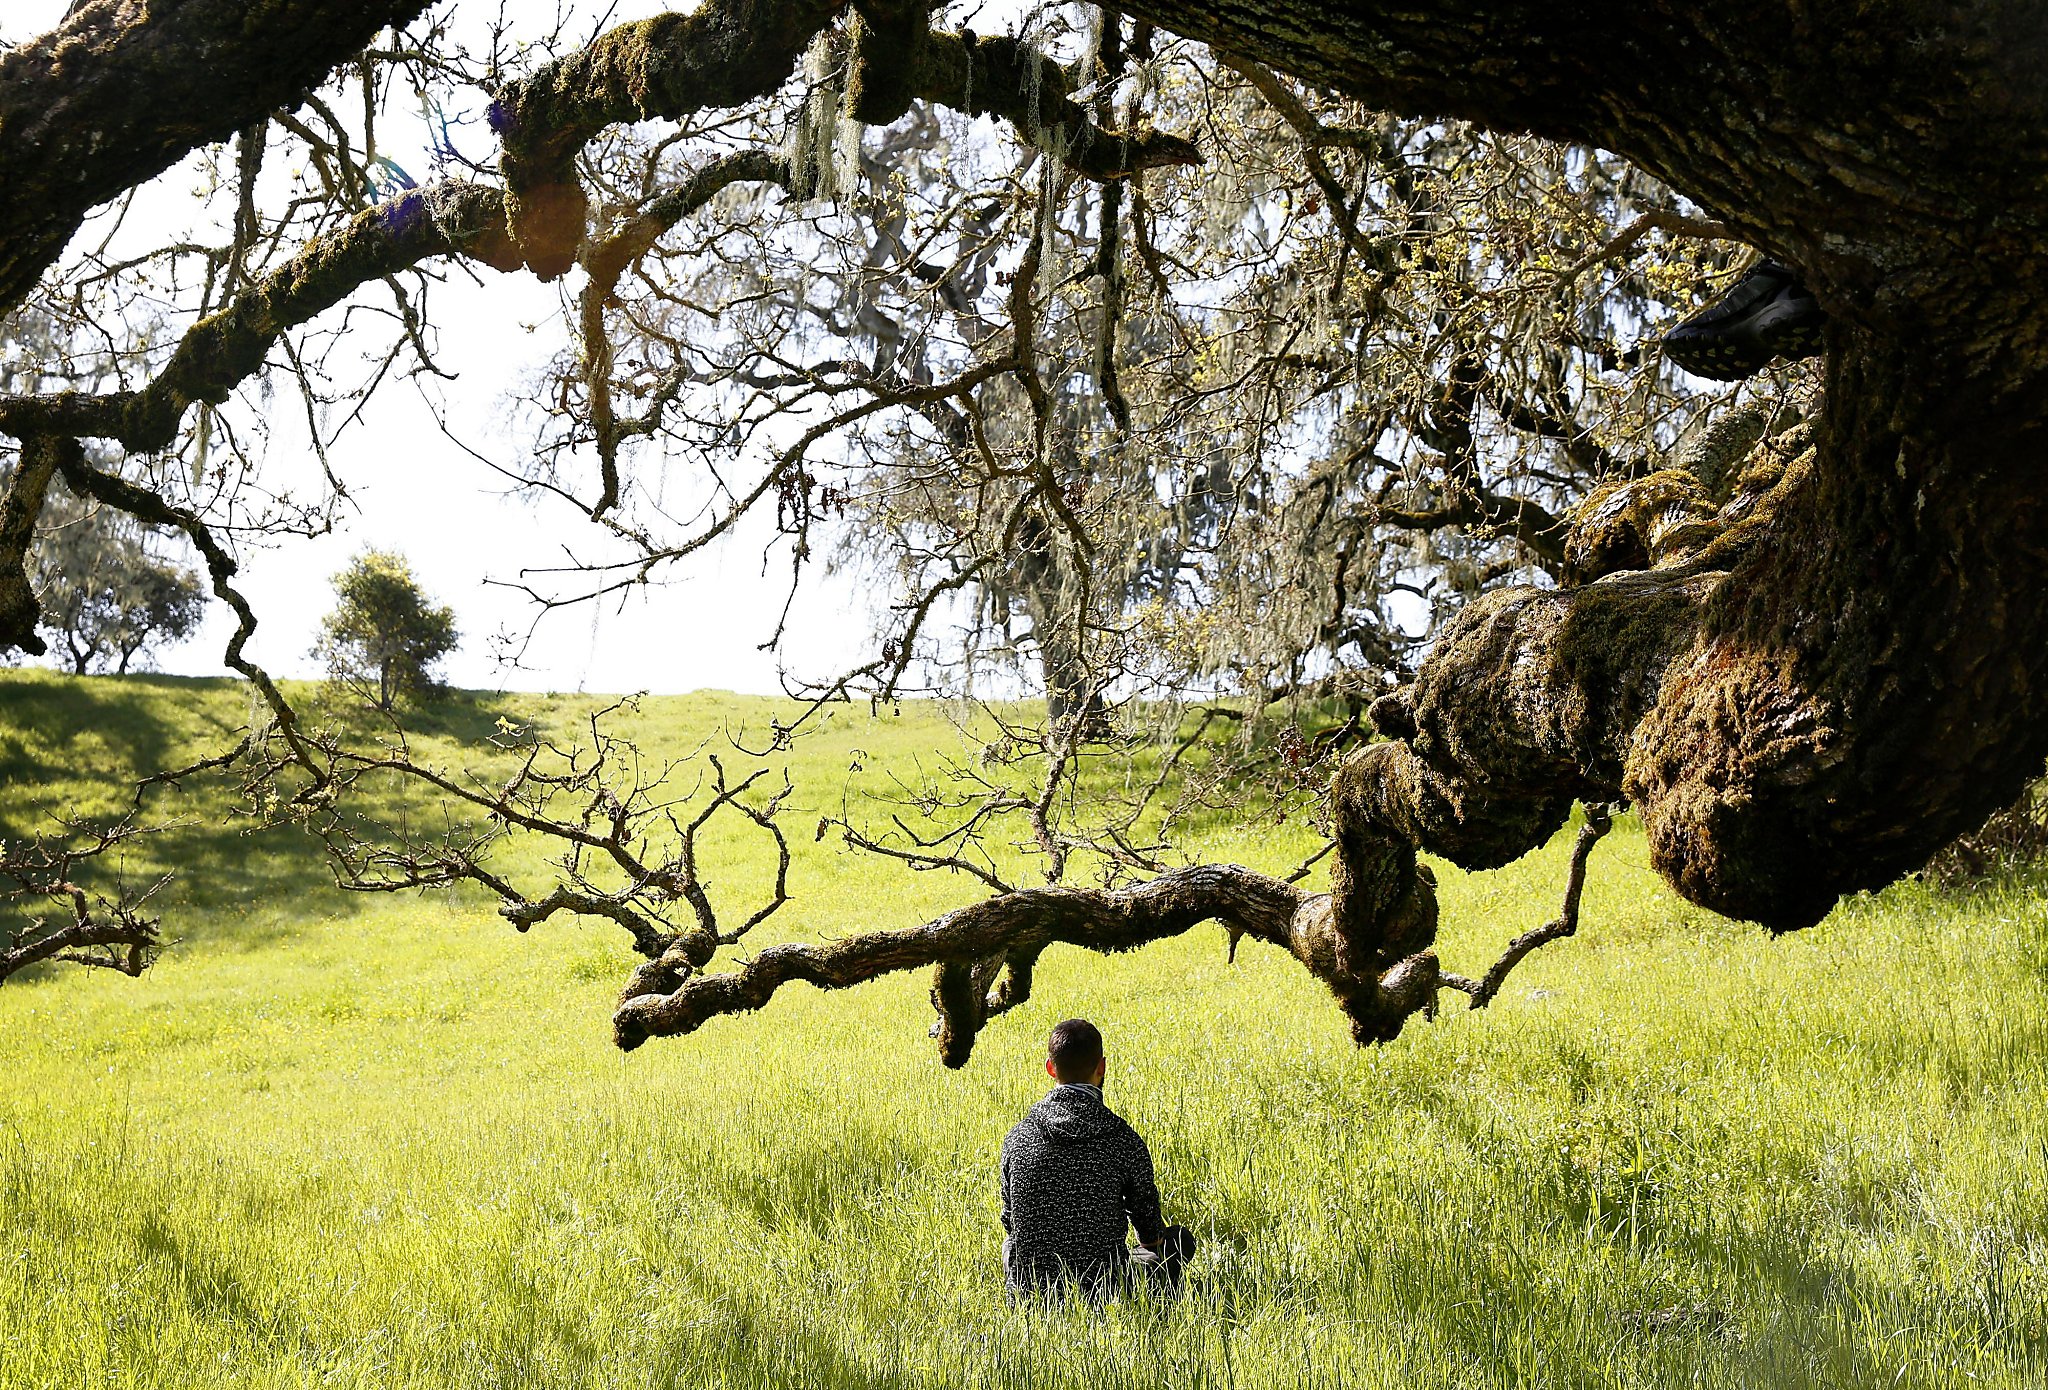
(1661, 260), (1827, 380)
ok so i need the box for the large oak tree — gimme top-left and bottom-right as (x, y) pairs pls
(0, 0), (2040, 1059)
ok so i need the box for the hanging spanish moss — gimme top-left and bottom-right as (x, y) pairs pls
(786, 28), (863, 203)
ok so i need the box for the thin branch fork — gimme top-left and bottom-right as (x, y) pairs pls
(1440, 802), (1615, 1008)
(1553, 211), (1736, 287)
(300, 716), (796, 986)
(0, 817), (171, 984)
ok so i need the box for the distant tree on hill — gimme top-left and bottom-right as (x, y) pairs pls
(30, 479), (206, 675)
(315, 550), (457, 711)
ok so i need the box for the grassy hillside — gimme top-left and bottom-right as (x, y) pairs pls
(1, 670), (2044, 1389)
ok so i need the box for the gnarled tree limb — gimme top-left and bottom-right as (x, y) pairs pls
(494, 0), (1198, 279)
(612, 755), (1450, 1063)
(0, 0), (430, 316)
(0, 183), (518, 453)
(610, 863), (1308, 1058)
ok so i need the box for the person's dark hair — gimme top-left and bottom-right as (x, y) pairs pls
(1047, 1018), (1104, 1082)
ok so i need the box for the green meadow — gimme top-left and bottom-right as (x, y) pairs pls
(1, 669), (2044, 1388)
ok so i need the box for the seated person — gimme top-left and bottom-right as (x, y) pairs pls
(1661, 258), (1826, 380)
(1000, 1018), (1197, 1300)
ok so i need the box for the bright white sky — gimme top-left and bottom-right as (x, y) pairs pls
(4, 0), (879, 697)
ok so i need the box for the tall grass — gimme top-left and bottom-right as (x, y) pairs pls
(0, 670), (2043, 1388)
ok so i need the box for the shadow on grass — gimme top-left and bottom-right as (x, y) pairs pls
(0, 673), (243, 825)
(132, 1210), (282, 1341)
(0, 674), (549, 971)
(723, 1125), (933, 1243)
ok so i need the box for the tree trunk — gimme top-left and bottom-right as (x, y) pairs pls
(1629, 334), (2048, 924)
(1025, 584), (1103, 731)
(1095, 0), (2048, 939)
(1009, 510), (1109, 733)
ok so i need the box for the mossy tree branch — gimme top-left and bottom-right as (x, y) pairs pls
(490, 0), (845, 278)
(0, 0), (430, 318)
(492, 0), (1200, 277)
(0, 183), (518, 455)
(609, 863), (1311, 1060)
(849, 25), (1202, 179)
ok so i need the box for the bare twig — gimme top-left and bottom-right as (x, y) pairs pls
(0, 818), (171, 984)
(1440, 803), (1615, 1007)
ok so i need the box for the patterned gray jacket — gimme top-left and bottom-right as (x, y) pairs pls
(999, 1083), (1165, 1294)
